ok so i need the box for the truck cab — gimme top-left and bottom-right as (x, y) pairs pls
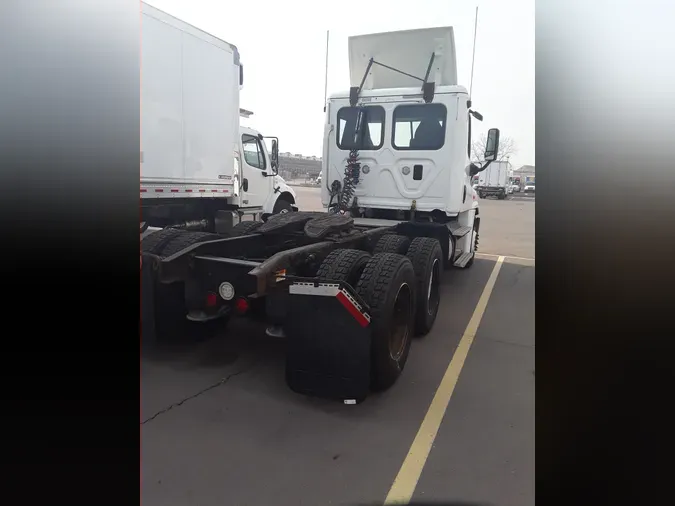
(320, 26), (500, 269)
(323, 84), (475, 217)
(234, 125), (295, 213)
(321, 28), (483, 220)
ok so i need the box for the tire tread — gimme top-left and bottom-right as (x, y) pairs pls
(317, 249), (371, 286)
(406, 237), (444, 335)
(373, 234), (411, 255)
(355, 253), (416, 391)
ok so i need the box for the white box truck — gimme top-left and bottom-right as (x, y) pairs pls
(140, 2), (296, 235)
(476, 160), (510, 199)
(524, 176), (536, 193)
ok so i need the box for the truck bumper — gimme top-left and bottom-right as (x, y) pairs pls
(477, 186), (506, 196)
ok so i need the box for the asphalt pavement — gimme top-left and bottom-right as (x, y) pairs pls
(141, 256), (534, 506)
(141, 187), (534, 505)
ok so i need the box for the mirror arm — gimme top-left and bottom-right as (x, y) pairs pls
(480, 159), (493, 172)
(470, 159), (494, 177)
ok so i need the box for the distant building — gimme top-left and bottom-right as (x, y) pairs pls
(514, 164), (535, 184)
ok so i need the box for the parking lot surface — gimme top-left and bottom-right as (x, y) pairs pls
(141, 188), (535, 506)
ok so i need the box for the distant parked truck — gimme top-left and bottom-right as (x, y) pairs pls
(476, 160), (510, 199)
(524, 175), (535, 193)
(511, 176), (522, 192)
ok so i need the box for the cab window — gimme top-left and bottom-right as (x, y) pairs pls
(337, 106), (385, 151)
(392, 103), (447, 151)
(242, 134), (266, 169)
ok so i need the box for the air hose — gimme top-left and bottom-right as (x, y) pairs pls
(329, 110), (363, 214)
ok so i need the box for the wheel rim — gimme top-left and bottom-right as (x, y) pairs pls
(427, 259), (440, 316)
(389, 282), (413, 361)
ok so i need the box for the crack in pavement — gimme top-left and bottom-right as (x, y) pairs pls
(483, 335), (535, 349)
(141, 361), (258, 425)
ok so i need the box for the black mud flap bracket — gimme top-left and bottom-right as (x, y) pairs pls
(285, 280), (372, 404)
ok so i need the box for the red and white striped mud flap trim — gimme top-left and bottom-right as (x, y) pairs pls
(289, 282), (371, 328)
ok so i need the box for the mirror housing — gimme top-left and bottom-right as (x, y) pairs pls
(469, 163), (480, 177)
(484, 128), (500, 162)
(271, 139), (279, 170)
(264, 136), (280, 175)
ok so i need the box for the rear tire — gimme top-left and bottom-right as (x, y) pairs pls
(373, 234), (411, 255)
(161, 231), (221, 258)
(317, 249), (371, 287)
(356, 253), (416, 392)
(228, 221), (263, 237)
(406, 237), (444, 335)
(141, 228), (184, 255)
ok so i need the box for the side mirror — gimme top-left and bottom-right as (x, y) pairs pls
(469, 110), (483, 122)
(271, 139), (279, 169)
(484, 128), (500, 162)
(469, 163), (480, 177)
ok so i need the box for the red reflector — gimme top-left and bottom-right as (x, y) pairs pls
(235, 297), (249, 314)
(205, 292), (218, 307)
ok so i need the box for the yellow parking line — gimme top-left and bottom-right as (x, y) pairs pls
(475, 253), (534, 266)
(476, 252), (535, 263)
(383, 256), (506, 505)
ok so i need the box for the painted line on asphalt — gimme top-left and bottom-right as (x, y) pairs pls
(476, 252), (535, 264)
(383, 256), (506, 505)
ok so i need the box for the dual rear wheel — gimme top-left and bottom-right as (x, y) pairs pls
(317, 235), (444, 392)
(318, 248), (416, 392)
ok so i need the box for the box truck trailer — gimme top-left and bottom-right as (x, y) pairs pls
(475, 160), (510, 199)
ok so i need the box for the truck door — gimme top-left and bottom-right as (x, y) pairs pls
(240, 133), (272, 209)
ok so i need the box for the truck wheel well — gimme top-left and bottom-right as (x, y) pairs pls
(277, 191), (295, 204)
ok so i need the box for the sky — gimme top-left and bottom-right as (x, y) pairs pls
(145, 0), (534, 169)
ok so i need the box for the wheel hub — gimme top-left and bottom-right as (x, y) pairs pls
(389, 282), (412, 361)
(427, 259), (440, 315)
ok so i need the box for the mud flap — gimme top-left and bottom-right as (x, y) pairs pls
(140, 257), (157, 345)
(285, 281), (372, 403)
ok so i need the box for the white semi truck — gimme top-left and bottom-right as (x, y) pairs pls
(141, 25), (500, 403)
(321, 27), (499, 268)
(140, 2), (296, 235)
(475, 160), (510, 199)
